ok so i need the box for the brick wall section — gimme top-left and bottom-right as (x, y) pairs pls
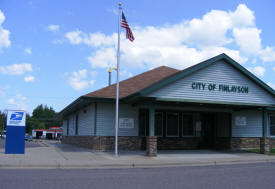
(62, 136), (144, 151)
(230, 137), (260, 149)
(260, 138), (270, 154)
(269, 139), (275, 147)
(63, 136), (275, 151)
(146, 136), (157, 156)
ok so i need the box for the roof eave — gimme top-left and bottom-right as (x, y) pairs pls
(58, 96), (115, 117)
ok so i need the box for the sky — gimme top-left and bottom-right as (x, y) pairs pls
(0, 0), (275, 114)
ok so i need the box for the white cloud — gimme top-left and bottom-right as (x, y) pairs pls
(65, 30), (83, 45)
(229, 4), (255, 28)
(248, 66), (265, 76)
(233, 27), (261, 55)
(65, 4), (257, 70)
(7, 94), (27, 110)
(87, 35), (247, 69)
(89, 80), (95, 86)
(47, 24), (60, 32)
(267, 82), (275, 90)
(182, 10), (233, 47)
(7, 98), (15, 105)
(24, 75), (35, 82)
(65, 31), (116, 47)
(120, 70), (133, 77)
(0, 63), (32, 75)
(65, 4), (275, 71)
(90, 71), (98, 78)
(24, 48), (32, 54)
(260, 46), (275, 62)
(88, 48), (116, 68)
(0, 10), (11, 51)
(273, 67), (275, 72)
(68, 69), (95, 91)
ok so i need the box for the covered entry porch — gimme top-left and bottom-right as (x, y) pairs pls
(139, 109), (231, 150)
(135, 100), (270, 156)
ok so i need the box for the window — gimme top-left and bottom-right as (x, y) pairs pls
(155, 112), (163, 136)
(182, 114), (194, 136)
(270, 115), (275, 136)
(166, 112), (179, 137)
(67, 119), (69, 136)
(139, 110), (149, 136)
(75, 114), (78, 135)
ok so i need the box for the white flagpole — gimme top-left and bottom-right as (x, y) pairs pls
(115, 2), (122, 157)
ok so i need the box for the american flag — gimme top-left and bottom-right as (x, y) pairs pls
(121, 11), (135, 42)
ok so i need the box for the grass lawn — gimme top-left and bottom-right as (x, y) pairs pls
(246, 148), (275, 155)
(270, 149), (275, 155)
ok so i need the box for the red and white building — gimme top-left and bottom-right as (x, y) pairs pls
(32, 127), (63, 139)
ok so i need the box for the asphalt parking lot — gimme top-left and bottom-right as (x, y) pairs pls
(0, 138), (42, 148)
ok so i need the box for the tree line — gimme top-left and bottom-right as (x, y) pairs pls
(0, 104), (62, 135)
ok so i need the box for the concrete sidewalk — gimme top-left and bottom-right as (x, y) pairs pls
(1, 139), (275, 169)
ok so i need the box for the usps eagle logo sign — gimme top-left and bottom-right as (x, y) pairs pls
(7, 110), (26, 126)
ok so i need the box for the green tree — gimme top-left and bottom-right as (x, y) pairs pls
(28, 104), (62, 133)
(25, 114), (33, 134)
(0, 111), (6, 137)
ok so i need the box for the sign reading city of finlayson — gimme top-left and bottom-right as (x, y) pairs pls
(191, 82), (249, 93)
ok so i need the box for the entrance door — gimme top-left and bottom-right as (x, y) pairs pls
(201, 113), (215, 149)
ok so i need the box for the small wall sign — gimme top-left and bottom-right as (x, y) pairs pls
(196, 121), (202, 131)
(235, 116), (247, 126)
(119, 118), (134, 129)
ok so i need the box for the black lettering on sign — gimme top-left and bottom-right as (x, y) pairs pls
(193, 82), (249, 94)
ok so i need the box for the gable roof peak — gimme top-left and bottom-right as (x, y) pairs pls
(136, 53), (275, 97)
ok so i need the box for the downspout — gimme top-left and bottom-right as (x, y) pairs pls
(94, 103), (97, 136)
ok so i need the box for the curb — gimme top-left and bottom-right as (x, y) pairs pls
(1, 159), (275, 169)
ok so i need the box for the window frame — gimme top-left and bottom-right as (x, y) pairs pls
(155, 111), (163, 137)
(139, 109), (148, 137)
(182, 113), (195, 137)
(67, 119), (69, 136)
(269, 114), (275, 137)
(166, 112), (179, 137)
(75, 114), (79, 135)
